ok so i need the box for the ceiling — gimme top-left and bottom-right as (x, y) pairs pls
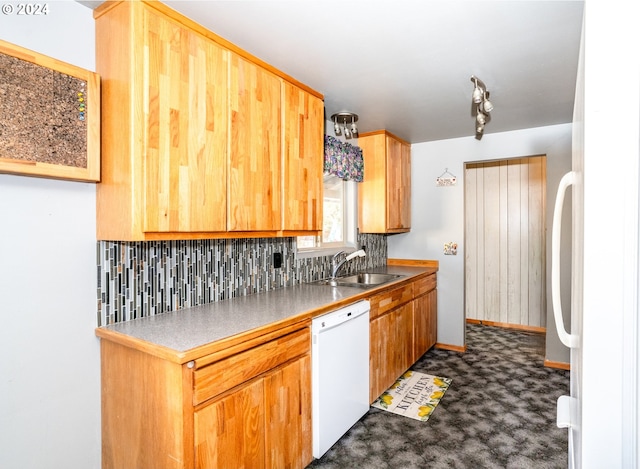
(85, 1), (585, 144)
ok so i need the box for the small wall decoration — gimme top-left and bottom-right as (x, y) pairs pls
(0, 39), (100, 182)
(444, 242), (458, 255)
(436, 168), (457, 187)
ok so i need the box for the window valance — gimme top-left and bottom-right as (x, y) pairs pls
(323, 135), (364, 182)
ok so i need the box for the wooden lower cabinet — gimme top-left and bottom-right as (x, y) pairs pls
(195, 379), (265, 468)
(369, 303), (413, 403)
(265, 356), (312, 468)
(412, 274), (437, 362)
(369, 273), (438, 403)
(412, 287), (437, 362)
(101, 325), (312, 469)
(194, 355), (311, 469)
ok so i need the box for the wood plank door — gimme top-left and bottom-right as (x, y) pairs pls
(465, 156), (547, 328)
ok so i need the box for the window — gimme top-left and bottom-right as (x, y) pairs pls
(296, 174), (358, 257)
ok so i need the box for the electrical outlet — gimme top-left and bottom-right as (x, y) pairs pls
(273, 252), (282, 269)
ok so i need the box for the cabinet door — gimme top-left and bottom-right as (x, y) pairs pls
(370, 311), (392, 402)
(282, 83), (324, 232)
(358, 131), (411, 234)
(413, 289), (438, 362)
(426, 288), (437, 350)
(394, 302), (414, 378)
(142, 7), (228, 233)
(386, 137), (411, 231)
(370, 304), (413, 403)
(399, 141), (412, 229)
(264, 355), (313, 469)
(194, 378), (265, 469)
(358, 133), (387, 233)
(229, 54), (281, 231)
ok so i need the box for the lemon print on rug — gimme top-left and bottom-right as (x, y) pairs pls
(371, 371), (452, 422)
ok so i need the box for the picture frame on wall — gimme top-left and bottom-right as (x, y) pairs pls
(0, 39), (100, 182)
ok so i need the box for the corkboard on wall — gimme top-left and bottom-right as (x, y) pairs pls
(0, 39), (100, 182)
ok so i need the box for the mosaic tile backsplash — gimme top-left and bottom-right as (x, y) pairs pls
(97, 234), (387, 326)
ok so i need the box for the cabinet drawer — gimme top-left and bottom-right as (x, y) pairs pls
(193, 327), (310, 405)
(369, 283), (413, 320)
(413, 273), (437, 297)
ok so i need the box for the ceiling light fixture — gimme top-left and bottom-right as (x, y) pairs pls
(470, 75), (494, 138)
(331, 112), (358, 139)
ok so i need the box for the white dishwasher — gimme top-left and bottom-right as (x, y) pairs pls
(311, 300), (370, 458)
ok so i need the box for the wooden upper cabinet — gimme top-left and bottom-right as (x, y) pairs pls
(358, 130), (411, 234)
(282, 82), (324, 233)
(95, 1), (227, 239)
(229, 55), (281, 232)
(94, 0), (323, 240)
(142, 7), (228, 234)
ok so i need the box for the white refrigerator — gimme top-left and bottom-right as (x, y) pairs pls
(553, 2), (640, 467)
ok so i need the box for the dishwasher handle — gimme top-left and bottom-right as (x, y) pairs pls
(312, 300), (370, 334)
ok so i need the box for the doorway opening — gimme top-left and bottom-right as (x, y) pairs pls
(464, 155), (547, 332)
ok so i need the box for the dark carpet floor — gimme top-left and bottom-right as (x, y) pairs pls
(306, 323), (570, 469)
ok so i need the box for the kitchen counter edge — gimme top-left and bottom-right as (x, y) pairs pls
(95, 262), (438, 363)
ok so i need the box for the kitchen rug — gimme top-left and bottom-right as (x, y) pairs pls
(371, 371), (452, 422)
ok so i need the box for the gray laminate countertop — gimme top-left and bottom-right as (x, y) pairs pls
(96, 265), (436, 360)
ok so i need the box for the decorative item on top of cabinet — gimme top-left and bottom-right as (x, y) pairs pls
(94, 1), (323, 241)
(358, 130), (411, 234)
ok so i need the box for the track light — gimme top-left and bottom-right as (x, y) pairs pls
(333, 115), (342, 136)
(482, 92), (494, 113)
(470, 75), (494, 138)
(331, 112), (359, 139)
(350, 121), (358, 137)
(472, 86), (483, 104)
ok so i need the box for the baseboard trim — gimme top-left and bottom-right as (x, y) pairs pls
(435, 342), (466, 353)
(466, 318), (546, 334)
(544, 359), (571, 370)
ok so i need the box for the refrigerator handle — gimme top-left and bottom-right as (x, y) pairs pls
(551, 171), (579, 348)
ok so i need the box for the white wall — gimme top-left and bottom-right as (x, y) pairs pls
(0, 3), (101, 468)
(388, 124), (572, 360)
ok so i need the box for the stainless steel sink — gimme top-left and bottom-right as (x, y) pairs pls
(338, 273), (402, 285)
(309, 272), (403, 288)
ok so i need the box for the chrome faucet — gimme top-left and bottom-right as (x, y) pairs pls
(330, 249), (366, 279)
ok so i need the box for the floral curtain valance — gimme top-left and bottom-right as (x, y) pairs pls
(324, 135), (364, 182)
